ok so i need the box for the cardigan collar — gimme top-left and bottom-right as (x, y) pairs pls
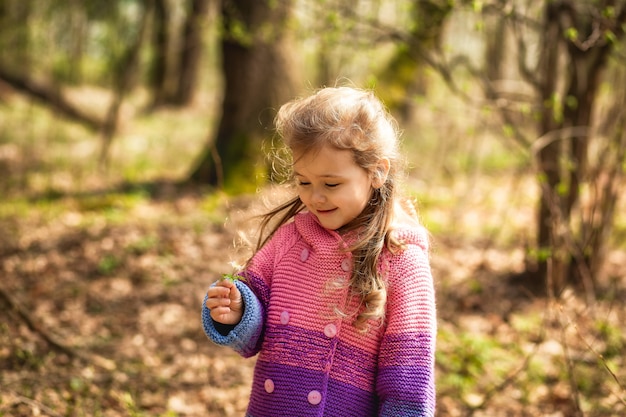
(292, 211), (429, 253)
(293, 211), (351, 251)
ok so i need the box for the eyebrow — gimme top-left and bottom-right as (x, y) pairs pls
(293, 171), (343, 179)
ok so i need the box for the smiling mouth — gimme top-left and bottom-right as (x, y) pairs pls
(316, 208), (337, 214)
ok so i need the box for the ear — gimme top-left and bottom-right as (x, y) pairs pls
(372, 158), (390, 189)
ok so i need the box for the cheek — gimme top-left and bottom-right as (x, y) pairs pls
(358, 191), (373, 210)
(355, 183), (374, 202)
(343, 188), (371, 212)
(297, 188), (311, 204)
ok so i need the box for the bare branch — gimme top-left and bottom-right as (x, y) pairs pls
(0, 390), (65, 417)
(0, 285), (116, 371)
(530, 126), (590, 156)
(0, 67), (104, 131)
(508, 10), (542, 90)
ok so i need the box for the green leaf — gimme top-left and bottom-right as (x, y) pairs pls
(565, 27), (578, 41)
(221, 273), (239, 282)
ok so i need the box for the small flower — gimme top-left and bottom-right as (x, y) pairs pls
(228, 260), (244, 271)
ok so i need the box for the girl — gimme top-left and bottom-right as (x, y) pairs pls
(202, 86), (436, 416)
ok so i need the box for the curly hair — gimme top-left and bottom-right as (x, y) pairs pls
(250, 86), (417, 331)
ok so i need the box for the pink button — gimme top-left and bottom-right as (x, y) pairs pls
(300, 248), (309, 262)
(307, 390), (322, 405)
(341, 259), (350, 272)
(264, 378), (275, 393)
(324, 323), (337, 338)
(280, 311), (290, 325)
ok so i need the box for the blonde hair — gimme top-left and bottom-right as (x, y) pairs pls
(253, 86), (414, 330)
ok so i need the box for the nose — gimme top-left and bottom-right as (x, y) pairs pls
(311, 187), (326, 204)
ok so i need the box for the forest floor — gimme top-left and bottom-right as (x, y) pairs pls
(1, 182), (625, 417)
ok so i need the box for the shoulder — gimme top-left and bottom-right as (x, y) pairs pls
(388, 199), (429, 250)
(383, 225), (435, 328)
(250, 219), (301, 269)
(391, 224), (430, 253)
(383, 224), (432, 284)
(261, 219), (300, 254)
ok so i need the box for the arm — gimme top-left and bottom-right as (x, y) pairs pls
(201, 279), (264, 358)
(377, 243), (437, 416)
(200, 223), (296, 357)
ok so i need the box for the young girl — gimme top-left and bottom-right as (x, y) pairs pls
(202, 86), (436, 416)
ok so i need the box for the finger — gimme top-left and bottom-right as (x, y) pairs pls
(210, 308), (238, 324)
(216, 278), (236, 290)
(220, 280), (241, 300)
(209, 306), (230, 316)
(205, 296), (232, 309)
(207, 286), (231, 298)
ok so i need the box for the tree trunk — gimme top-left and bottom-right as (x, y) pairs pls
(532, 0), (626, 295)
(174, 0), (210, 106)
(377, 0), (453, 120)
(149, 0), (171, 108)
(584, 74), (626, 282)
(0, 0), (32, 71)
(100, 0), (152, 167)
(484, 12), (507, 98)
(67, 0), (87, 83)
(562, 42), (609, 292)
(535, 2), (567, 293)
(187, 0), (297, 190)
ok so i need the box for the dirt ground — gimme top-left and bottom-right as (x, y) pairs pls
(1, 187), (625, 417)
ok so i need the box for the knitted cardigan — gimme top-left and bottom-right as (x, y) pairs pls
(202, 211), (436, 417)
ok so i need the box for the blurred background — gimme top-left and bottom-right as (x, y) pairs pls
(1, 0), (625, 416)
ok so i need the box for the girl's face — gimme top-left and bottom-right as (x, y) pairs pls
(293, 145), (379, 231)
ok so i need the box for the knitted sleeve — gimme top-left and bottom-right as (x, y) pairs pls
(377, 237), (437, 417)
(201, 223), (298, 358)
(201, 279), (264, 358)
(242, 222), (299, 310)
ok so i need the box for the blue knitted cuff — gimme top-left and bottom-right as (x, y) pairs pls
(201, 280), (263, 357)
(380, 399), (433, 417)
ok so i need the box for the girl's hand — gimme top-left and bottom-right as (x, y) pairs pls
(205, 278), (243, 325)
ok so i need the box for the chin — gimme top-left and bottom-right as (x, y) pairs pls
(317, 219), (341, 231)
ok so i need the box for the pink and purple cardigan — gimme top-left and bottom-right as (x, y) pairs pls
(202, 212), (436, 416)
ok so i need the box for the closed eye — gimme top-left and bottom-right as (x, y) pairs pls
(326, 183), (339, 188)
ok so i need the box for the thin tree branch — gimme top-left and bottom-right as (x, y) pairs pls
(0, 285), (77, 357)
(0, 285), (116, 371)
(0, 389), (65, 417)
(99, 0), (152, 168)
(530, 126), (590, 156)
(0, 67), (104, 131)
